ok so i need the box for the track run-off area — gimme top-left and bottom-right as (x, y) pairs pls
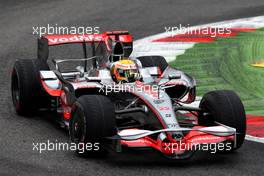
(132, 16), (264, 143)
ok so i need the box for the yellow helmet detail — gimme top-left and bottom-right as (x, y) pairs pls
(111, 60), (140, 83)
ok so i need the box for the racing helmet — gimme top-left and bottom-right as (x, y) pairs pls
(110, 59), (140, 83)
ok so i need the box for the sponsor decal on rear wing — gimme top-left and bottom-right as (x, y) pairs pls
(43, 32), (133, 45)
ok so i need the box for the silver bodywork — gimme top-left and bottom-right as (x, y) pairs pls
(39, 56), (237, 158)
(41, 57), (196, 132)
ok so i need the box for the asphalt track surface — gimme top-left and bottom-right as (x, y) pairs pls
(1, 0), (264, 175)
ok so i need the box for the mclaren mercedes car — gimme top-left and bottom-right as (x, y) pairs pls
(11, 31), (246, 159)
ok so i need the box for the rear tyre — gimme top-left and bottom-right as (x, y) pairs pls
(137, 55), (168, 73)
(69, 95), (116, 157)
(198, 90), (246, 151)
(11, 59), (48, 116)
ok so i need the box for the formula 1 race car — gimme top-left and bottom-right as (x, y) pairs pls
(11, 31), (246, 159)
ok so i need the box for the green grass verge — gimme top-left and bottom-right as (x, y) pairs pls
(169, 28), (264, 115)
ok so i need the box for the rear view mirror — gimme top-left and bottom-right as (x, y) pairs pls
(168, 73), (181, 80)
(147, 67), (160, 76)
(76, 66), (84, 77)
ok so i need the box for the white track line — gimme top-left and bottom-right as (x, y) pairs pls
(132, 15), (264, 144)
(246, 135), (264, 144)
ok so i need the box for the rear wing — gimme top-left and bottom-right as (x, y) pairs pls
(37, 31), (133, 61)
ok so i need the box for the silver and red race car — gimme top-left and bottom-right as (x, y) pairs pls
(11, 31), (246, 159)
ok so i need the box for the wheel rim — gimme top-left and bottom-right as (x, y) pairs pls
(70, 109), (85, 143)
(11, 70), (20, 110)
(198, 102), (215, 126)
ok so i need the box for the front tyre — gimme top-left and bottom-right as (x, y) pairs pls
(69, 95), (116, 157)
(198, 90), (246, 151)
